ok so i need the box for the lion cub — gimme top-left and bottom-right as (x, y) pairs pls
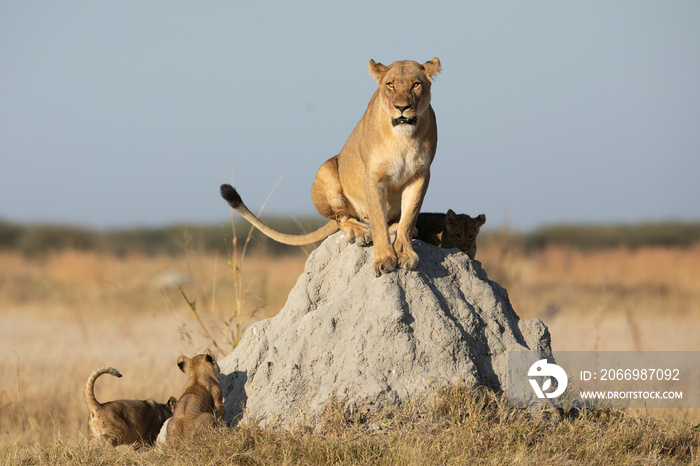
(416, 210), (486, 259)
(165, 350), (224, 444)
(85, 367), (176, 447)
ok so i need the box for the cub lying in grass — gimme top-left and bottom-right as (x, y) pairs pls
(85, 366), (176, 447)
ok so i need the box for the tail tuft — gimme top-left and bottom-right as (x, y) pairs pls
(220, 184), (243, 209)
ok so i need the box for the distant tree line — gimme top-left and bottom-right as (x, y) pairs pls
(516, 222), (700, 251)
(1, 218), (699, 257)
(0, 217), (328, 257)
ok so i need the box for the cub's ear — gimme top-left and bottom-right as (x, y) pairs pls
(476, 214), (486, 227)
(446, 209), (457, 227)
(205, 349), (215, 364)
(369, 59), (388, 83)
(422, 57), (441, 82)
(177, 356), (190, 374)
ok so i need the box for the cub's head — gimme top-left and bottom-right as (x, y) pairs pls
(443, 210), (486, 260)
(369, 58), (441, 133)
(177, 350), (220, 380)
(166, 396), (177, 413)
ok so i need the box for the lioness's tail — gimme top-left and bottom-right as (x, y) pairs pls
(220, 184), (339, 246)
(85, 367), (122, 414)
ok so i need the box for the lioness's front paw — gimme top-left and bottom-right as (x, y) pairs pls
(372, 254), (398, 277)
(397, 249), (419, 271)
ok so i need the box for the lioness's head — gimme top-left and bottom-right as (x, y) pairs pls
(444, 210), (486, 260)
(369, 58), (441, 133)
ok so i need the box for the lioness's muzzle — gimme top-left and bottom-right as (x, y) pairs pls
(391, 116), (417, 127)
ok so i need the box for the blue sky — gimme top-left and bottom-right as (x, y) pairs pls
(1, 1), (699, 230)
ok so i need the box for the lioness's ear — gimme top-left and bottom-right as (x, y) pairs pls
(476, 214), (486, 227)
(422, 57), (441, 82)
(369, 59), (388, 83)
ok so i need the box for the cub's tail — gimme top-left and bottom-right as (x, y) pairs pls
(85, 367), (122, 414)
(220, 184), (339, 246)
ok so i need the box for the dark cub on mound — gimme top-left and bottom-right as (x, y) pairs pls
(416, 210), (486, 259)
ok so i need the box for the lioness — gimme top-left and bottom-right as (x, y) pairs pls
(85, 367), (176, 447)
(416, 210), (486, 259)
(221, 57), (441, 276)
(165, 350), (224, 444)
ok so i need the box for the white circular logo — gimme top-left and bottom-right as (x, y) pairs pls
(528, 359), (568, 399)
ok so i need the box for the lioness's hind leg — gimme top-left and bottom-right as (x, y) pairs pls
(388, 222), (417, 239)
(311, 157), (340, 220)
(388, 222), (399, 236)
(339, 217), (372, 246)
(312, 157), (371, 245)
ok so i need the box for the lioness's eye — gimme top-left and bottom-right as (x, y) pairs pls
(386, 82), (394, 90)
(412, 82), (421, 89)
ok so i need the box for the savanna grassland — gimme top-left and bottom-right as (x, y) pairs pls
(1, 221), (700, 464)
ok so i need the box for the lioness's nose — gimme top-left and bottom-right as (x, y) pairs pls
(394, 104), (410, 113)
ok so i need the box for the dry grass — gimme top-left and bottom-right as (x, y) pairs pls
(481, 243), (700, 351)
(1, 241), (699, 461)
(2, 385), (698, 465)
(0, 249), (304, 445)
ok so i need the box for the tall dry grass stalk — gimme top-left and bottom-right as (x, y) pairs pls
(178, 176), (287, 355)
